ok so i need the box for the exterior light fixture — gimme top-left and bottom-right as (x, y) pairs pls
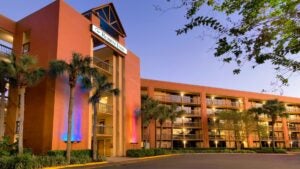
(213, 117), (216, 122)
(211, 96), (215, 99)
(180, 92), (184, 97)
(214, 140), (218, 148)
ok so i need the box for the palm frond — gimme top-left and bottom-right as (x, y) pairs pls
(49, 60), (69, 77)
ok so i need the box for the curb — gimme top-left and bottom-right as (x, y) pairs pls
(43, 161), (108, 169)
(43, 154), (178, 169)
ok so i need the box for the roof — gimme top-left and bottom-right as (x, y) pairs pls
(83, 3), (126, 37)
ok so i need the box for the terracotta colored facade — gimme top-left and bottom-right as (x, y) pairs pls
(141, 79), (300, 149)
(0, 0), (141, 156)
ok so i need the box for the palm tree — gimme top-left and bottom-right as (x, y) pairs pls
(49, 53), (97, 163)
(0, 54), (45, 154)
(0, 59), (15, 140)
(168, 104), (185, 150)
(141, 95), (159, 148)
(156, 105), (169, 148)
(259, 99), (287, 152)
(89, 74), (118, 161)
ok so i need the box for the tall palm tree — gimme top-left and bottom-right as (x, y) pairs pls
(259, 99), (287, 152)
(168, 104), (185, 150)
(89, 74), (118, 161)
(49, 53), (97, 163)
(156, 105), (169, 148)
(0, 59), (15, 140)
(141, 95), (159, 148)
(1, 54), (45, 154)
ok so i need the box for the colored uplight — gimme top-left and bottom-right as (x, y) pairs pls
(61, 82), (84, 143)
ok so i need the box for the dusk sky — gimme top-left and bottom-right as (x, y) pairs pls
(1, 0), (300, 97)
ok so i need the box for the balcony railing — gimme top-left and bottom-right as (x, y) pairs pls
(93, 57), (113, 74)
(0, 44), (12, 56)
(153, 95), (200, 104)
(96, 126), (113, 136)
(253, 136), (284, 141)
(288, 126), (300, 131)
(288, 118), (300, 123)
(174, 122), (201, 128)
(183, 110), (201, 117)
(269, 126), (283, 131)
(97, 103), (113, 115)
(172, 134), (202, 140)
(208, 135), (235, 140)
(206, 99), (243, 109)
(286, 107), (300, 113)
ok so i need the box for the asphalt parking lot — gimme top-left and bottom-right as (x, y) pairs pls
(96, 153), (300, 169)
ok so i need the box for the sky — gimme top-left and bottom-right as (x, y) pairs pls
(1, 0), (300, 97)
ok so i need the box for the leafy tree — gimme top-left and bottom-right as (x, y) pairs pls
(169, 0), (300, 86)
(168, 104), (185, 149)
(217, 110), (243, 149)
(156, 105), (170, 148)
(89, 74), (118, 161)
(0, 55), (45, 154)
(141, 95), (159, 148)
(0, 60), (14, 140)
(240, 110), (258, 147)
(49, 53), (97, 163)
(254, 99), (287, 151)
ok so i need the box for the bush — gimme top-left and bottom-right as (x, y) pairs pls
(0, 154), (40, 169)
(255, 148), (286, 154)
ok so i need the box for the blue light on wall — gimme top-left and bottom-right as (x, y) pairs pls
(61, 80), (85, 143)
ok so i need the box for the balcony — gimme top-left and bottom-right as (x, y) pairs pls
(288, 118), (300, 123)
(0, 44), (12, 61)
(269, 126), (283, 131)
(209, 135), (235, 141)
(288, 126), (300, 132)
(153, 95), (200, 105)
(174, 122), (201, 128)
(97, 103), (113, 116)
(173, 134), (202, 140)
(253, 136), (284, 141)
(206, 99), (243, 109)
(286, 107), (300, 114)
(97, 126), (113, 137)
(93, 57), (113, 74)
(183, 110), (201, 117)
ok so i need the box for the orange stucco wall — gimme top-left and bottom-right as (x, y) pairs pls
(11, 0), (60, 153)
(52, 0), (92, 152)
(124, 50), (141, 151)
(0, 15), (16, 34)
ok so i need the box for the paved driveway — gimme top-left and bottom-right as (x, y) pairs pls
(96, 153), (300, 169)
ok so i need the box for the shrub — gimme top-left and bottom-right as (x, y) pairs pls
(0, 154), (40, 169)
(255, 148), (286, 154)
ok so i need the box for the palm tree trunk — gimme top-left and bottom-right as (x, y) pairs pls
(92, 102), (98, 161)
(171, 121), (174, 150)
(66, 86), (75, 164)
(0, 91), (6, 140)
(272, 122), (275, 152)
(160, 123), (163, 148)
(18, 87), (26, 155)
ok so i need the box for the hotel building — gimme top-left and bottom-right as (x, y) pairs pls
(0, 0), (141, 156)
(0, 0), (300, 157)
(141, 79), (300, 149)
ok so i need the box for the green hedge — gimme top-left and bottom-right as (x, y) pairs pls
(0, 149), (95, 169)
(126, 148), (290, 157)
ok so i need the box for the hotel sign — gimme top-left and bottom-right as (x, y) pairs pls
(91, 25), (128, 55)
